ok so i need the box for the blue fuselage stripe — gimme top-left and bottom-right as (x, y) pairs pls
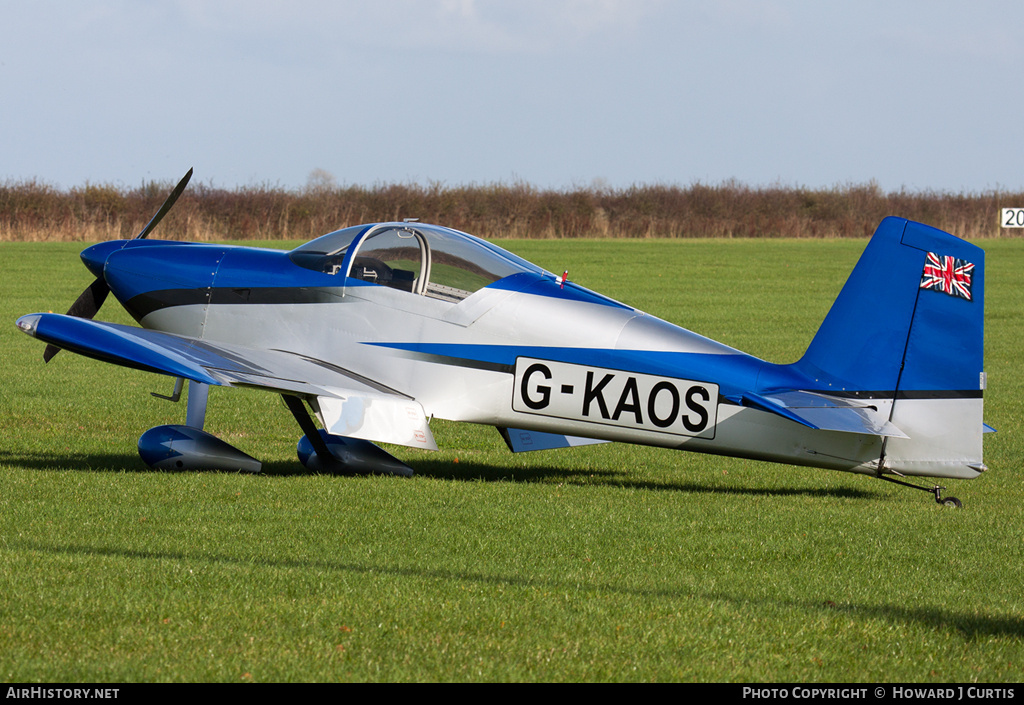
(369, 342), (982, 400)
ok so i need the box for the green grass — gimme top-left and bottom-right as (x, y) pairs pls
(1, 238), (1022, 682)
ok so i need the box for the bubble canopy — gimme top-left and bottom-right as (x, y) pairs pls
(289, 223), (549, 302)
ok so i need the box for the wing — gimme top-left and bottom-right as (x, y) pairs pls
(16, 313), (436, 450)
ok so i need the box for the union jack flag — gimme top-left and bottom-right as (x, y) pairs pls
(920, 252), (974, 301)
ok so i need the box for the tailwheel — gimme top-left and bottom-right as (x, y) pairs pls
(877, 473), (964, 508)
(929, 484), (963, 508)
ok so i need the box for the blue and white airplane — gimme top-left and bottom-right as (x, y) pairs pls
(16, 170), (989, 506)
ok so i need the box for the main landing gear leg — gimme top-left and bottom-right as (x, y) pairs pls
(281, 394), (335, 465)
(878, 474), (963, 508)
(280, 394), (414, 476)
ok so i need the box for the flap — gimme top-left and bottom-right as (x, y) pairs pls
(316, 394), (437, 450)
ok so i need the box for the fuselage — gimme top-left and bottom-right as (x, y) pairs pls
(81, 223), (895, 477)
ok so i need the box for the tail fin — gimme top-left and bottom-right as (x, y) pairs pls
(792, 217), (986, 478)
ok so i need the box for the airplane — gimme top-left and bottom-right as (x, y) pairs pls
(15, 169), (990, 507)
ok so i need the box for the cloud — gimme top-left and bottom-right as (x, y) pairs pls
(167, 0), (660, 55)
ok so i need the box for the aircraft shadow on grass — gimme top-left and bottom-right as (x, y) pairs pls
(2, 449), (875, 500)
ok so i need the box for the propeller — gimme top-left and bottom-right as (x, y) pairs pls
(43, 167), (193, 363)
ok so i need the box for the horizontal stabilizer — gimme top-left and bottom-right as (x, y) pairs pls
(498, 427), (610, 453)
(738, 390), (908, 438)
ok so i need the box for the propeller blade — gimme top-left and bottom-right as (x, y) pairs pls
(42, 343), (62, 364)
(65, 276), (110, 319)
(43, 277), (111, 362)
(135, 167), (193, 240)
(44, 168), (193, 363)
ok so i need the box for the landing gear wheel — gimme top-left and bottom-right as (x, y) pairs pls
(940, 496), (963, 508)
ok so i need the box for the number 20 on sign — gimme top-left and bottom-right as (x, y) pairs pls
(1002, 208), (1024, 228)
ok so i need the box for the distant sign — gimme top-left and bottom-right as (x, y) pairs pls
(1001, 208), (1024, 228)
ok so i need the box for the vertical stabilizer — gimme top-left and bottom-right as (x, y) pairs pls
(792, 217), (985, 478)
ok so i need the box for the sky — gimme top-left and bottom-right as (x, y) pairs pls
(2, 0), (1022, 193)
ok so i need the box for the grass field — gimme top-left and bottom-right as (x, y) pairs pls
(1, 236), (1022, 682)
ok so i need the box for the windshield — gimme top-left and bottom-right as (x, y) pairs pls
(288, 224), (369, 274)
